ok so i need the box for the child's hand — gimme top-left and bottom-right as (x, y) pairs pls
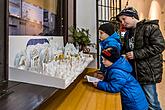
(93, 82), (98, 87)
(126, 51), (134, 59)
(93, 70), (103, 76)
(94, 73), (104, 80)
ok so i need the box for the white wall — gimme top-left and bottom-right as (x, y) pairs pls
(121, 0), (152, 20)
(76, 0), (97, 45)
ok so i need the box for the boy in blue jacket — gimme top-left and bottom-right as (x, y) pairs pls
(93, 47), (148, 110)
(98, 23), (122, 74)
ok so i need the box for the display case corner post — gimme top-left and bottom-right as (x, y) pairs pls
(0, 0), (9, 81)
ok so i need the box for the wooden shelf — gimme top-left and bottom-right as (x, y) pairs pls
(0, 68), (122, 110)
(38, 68), (122, 110)
(0, 81), (57, 110)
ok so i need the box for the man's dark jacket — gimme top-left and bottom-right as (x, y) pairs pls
(133, 19), (165, 84)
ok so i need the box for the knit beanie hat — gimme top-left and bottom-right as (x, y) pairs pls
(101, 47), (120, 63)
(116, 7), (139, 22)
(99, 23), (115, 36)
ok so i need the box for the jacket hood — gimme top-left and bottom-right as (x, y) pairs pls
(137, 19), (159, 26)
(103, 32), (120, 43)
(100, 32), (122, 51)
(108, 56), (132, 73)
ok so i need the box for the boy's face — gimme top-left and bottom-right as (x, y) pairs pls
(102, 57), (113, 67)
(118, 15), (135, 28)
(99, 30), (109, 41)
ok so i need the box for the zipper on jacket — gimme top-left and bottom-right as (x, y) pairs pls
(134, 61), (138, 80)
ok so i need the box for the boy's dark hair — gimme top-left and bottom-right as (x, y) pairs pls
(116, 7), (139, 22)
(99, 23), (115, 36)
(101, 47), (120, 63)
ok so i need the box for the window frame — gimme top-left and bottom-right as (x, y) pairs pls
(96, 0), (121, 68)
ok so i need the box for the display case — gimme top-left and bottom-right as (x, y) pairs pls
(8, 0), (85, 89)
(0, 0), (9, 97)
(9, 0), (64, 36)
(9, 36), (93, 89)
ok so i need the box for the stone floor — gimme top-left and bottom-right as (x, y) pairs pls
(157, 62), (165, 109)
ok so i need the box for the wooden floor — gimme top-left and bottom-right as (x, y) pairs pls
(39, 68), (122, 110)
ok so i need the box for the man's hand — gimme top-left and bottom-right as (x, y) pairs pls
(126, 51), (134, 59)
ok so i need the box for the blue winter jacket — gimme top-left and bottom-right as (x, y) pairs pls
(99, 32), (122, 73)
(97, 56), (148, 110)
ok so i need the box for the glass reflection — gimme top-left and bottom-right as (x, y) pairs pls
(9, 0), (63, 36)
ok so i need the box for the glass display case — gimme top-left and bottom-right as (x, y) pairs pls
(8, 0), (93, 89)
(0, 0), (9, 97)
(9, 36), (93, 89)
(9, 0), (64, 36)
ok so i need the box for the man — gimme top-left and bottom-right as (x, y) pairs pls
(116, 7), (165, 110)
